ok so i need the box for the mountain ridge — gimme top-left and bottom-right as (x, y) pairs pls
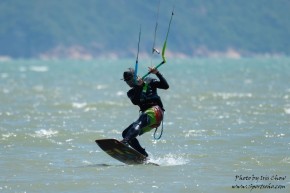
(0, 0), (289, 59)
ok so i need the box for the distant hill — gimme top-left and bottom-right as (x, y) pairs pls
(0, 0), (290, 59)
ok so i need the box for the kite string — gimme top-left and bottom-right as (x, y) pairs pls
(134, 25), (141, 84)
(142, 5), (175, 80)
(150, 0), (161, 68)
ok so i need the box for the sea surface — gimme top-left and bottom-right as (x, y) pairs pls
(1, 57), (290, 193)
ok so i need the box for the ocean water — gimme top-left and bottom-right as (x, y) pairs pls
(0, 57), (290, 193)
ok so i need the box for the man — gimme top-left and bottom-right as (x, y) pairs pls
(121, 67), (169, 157)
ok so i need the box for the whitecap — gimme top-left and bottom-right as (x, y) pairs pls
(96, 85), (107, 90)
(33, 85), (44, 92)
(1, 73), (8, 79)
(72, 102), (87, 109)
(2, 132), (16, 139)
(29, 66), (49, 72)
(183, 129), (206, 137)
(213, 92), (252, 100)
(284, 107), (290, 114)
(31, 129), (58, 138)
(2, 88), (10, 94)
(281, 157), (290, 164)
(82, 160), (93, 165)
(116, 91), (125, 96)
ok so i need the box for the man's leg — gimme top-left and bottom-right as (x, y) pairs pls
(122, 113), (149, 142)
(121, 113), (150, 156)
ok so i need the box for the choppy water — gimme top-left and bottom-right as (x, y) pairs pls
(1, 58), (290, 193)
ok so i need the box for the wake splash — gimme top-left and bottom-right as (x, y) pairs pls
(148, 153), (189, 166)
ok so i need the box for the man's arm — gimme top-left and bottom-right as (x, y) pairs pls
(148, 67), (169, 89)
(155, 72), (169, 89)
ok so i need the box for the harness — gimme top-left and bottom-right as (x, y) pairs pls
(141, 81), (164, 140)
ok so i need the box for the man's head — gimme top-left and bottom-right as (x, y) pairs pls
(123, 68), (135, 87)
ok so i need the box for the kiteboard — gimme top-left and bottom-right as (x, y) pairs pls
(95, 139), (158, 165)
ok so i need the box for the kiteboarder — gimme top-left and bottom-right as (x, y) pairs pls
(121, 67), (169, 157)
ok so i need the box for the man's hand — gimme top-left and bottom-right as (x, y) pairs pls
(136, 77), (143, 86)
(148, 67), (159, 74)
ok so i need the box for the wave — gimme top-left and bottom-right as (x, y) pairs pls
(284, 106), (290, 114)
(212, 92), (253, 100)
(29, 66), (49, 72)
(30, 129), (58, 138)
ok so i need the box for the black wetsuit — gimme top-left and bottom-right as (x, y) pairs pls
(127, 72), (169, 111)
(122, 72), (169, 156)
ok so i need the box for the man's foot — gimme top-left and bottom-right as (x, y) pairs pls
(121, 138), (148, 157)
(139, 148), (148, 157)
